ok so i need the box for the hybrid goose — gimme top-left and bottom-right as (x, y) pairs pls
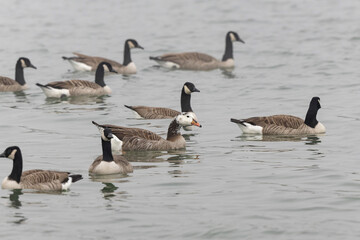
(124, 82), (200, 119)
(0, 146), (82, 191)
(36, 62), (116, 98)
(92, 113), (202, 151)
(231, 97), (326, 135)
(0, 57), (37, 92)
(62, 39), (143, 74)
(150, 31), (244, 71)
(89, 128), (133, 175)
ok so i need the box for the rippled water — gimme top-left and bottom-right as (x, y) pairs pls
(1, 0), (360, 239)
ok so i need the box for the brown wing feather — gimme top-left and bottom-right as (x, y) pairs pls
(73, 52), (123, 69)
(100, 124), (163, 141)
(127, 106), (180, 119)
(45, 80), (101, 90)
(0, 76), (17, 86)
(244, 115), (304, 129)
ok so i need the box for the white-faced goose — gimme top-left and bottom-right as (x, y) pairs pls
(62, 39), (143, 74)
(0, 57), (36, 92)
(92, 113), (202, 151)
(0, 146), (82, 191)
(124, 82), (200, 120)
(36, 62), (116, 98)
(231, 97), (326, 135)
(150, 31), (244, 71)
(89, 128), (133, 175)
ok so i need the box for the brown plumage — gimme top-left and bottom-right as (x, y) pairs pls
(92, 113), (201, 151)
(36, 62), (115, 98)
(89, 128), (133, 175)
(0, 146), (82, 191)
(0, 77), (25, 92)
(0, 57), (36, 92)
(150, 31), (245, 71)
(125, 82), (200, 120)
(63, 39), (143, 74)
(230, 97), (326, 135)
(16, 170), (75, 191)
(125, 105), (180, 119)
(70, 52), (126, 73)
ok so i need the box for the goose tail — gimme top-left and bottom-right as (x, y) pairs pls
(69, 174), (83, 183)
(230, 118), (246, 126)
(124, 105), (134, 110)
(36, 83), (48, 89)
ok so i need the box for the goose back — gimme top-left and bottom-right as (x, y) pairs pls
(0, 77), (25, 92)
(125, 105), (180, 119)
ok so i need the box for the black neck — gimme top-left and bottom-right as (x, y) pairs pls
(15, 60), (26, 86)
(304, 106), (319, 128)
(222, 36), (234, 61)
(95, 65), (106, 87)
(180, 88), (192, 112)
(9, 150), (23, 183)
(166, 119), (181, 140)
(123, 41), (132, 66)
(101, 139), (114, 162)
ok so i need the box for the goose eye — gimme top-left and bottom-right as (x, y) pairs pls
(187, 116), (190, 118)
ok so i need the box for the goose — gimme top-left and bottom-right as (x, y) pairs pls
(36, 62), (117, 98)
(124, 82), (200, 119)
(0, 146), (82, 191)
(0, 57), (36, 92)
(89, 127), (133, 175)
(92, 113), (202, 151)
(149, 31), (244, 71)
(62, 39), (143, 74)
(230, 97), (326, 135)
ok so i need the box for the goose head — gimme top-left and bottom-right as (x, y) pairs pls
(176, 113), (202, 128)
(183, 82), (200, 95)
(0, 146), (20, 160)
(310, 96), (321, 109)
(227, 31), (245, 44)
(19, 57), (37, 69)
(126, 39), (144, 50)
(99, 62), (118, 73)
(100, 128), (113, 141)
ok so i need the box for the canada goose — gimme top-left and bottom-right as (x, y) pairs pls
(124, 82), (200, 119)
(36, 62), (117, 98)
(92, 113), (202, 151)
(0, 146), (82, 191)
(230, 97), (326, 135)
(62, 39), (143, 74)
(0, 57), (36, 92)
(150, 31), (244, 71)
(89, 128), (133, 175)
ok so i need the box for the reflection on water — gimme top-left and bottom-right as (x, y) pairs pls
(9, 189), (23, 209)
(13, 91), (30, 103)
(89, 173), (130, 184)
(221, 68), (236, 78)
(44, 95), (108, 105)
(101, 183), (118, 199)
(235, 134), (323, 145)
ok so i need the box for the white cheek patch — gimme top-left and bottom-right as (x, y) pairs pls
(183, 85), (192, 95)
(103, 64), (110, 72)
(128, 41), (135, 49)
(230, 33), (236, 42)
(8, 149), (17, 160)
(21, 59), (26, 68)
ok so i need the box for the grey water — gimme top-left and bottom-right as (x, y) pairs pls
(1, 0), (360, 239)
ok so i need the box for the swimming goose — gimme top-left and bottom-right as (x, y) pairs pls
(231, 97), (326, 135)
(0, 57), (37, 92)
(0, 146), (82, 191)
(36, 62), (116, 98)
(150, 31), (244, 70)
(89, 128), (133, 175)
(124, 82), (200, 119)
(62, 39), (143, 74)
(92, 113), (202, 151)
